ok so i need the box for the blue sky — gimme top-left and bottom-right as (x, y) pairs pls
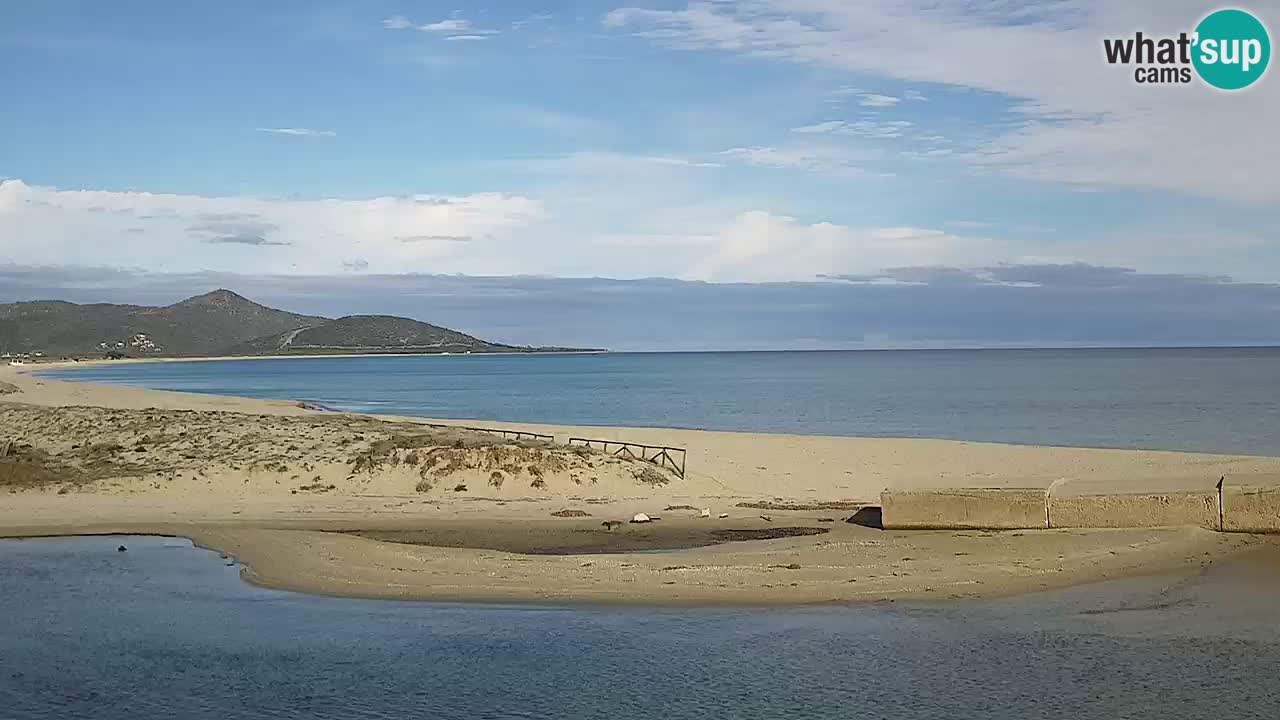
(2, 1), (1279, 347)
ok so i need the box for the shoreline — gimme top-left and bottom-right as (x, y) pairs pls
(24, 348), (611, 371)
(5, 361), (1280, 606)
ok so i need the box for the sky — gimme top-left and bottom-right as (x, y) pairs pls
(2, 1), (1279, 349)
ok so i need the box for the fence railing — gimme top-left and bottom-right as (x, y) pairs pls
(422, 423), (555, 443)
(566, 437), (687, 478)
(413, 422), (686, 477)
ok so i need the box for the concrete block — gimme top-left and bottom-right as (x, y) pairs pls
(1048, 491), (1218, 530)
(1222, 484), (1280, 533)
(880, 488), (1047, 530)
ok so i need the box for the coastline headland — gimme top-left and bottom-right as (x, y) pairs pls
(4, 359), (1280, 605)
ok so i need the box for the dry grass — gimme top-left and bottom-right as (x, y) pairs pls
(347, 433), (583, 483)
(632, 465), (672, 486)
(1, 404), (680, 495)
(0, 437), (152, 489)
(0, 446), (62, 488)
(349, 435), (608, 493)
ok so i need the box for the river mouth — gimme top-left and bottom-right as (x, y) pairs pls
(6, 535), (1280, 720)
(349, 524), (830, 555)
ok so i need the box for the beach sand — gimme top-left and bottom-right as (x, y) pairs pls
(3, 360), (1279, 605)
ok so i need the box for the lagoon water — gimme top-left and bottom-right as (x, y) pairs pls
(2, 536), (1279, 719)
(41, 348), (1280, 456)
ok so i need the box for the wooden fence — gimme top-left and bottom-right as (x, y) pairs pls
(567, 437), (687, 478)
(414, 422), (686, 477)
(422, 423), (554, 443)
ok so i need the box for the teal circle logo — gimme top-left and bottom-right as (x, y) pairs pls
(1192, 9), (1271, 90)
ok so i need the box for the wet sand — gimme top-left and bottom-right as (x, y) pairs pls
(354, 519), (831, 555)
(197, 523), (1277, 605)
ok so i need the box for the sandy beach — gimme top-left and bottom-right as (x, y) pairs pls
(3, 359), (1279, 605)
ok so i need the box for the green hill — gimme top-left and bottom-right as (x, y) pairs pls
(0, 289), (593, 358)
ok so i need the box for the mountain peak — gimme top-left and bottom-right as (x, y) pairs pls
(171, 289), (256, 308)
(1, 291), (328, 357)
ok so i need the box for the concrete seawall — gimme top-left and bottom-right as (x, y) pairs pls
(1048, 490), (1219, 530)
(1222, 483), (1280, 533)
(880, 488), (1048, 530)
(881, 476), (1280, 533)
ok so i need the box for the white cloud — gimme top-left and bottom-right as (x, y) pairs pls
(0, 178), (542, 275)
(858, 93), (900, 107)
(602, 9), (637, 28)
(420, 19), (471, 33)
(382, 16), (499, 39)
(790, 120), (843, 134)
(719, 145), (873, 177)
(3, 165), (1269, 283)
(2, 176), (1007, 282)
(604, 0), (1280, 203)
(720, 146), (815, 168)
(255, 127), (336, 138)
(420, 18), (499, 38)
(511, 14), (555, 30)
(633, 155), (721, 168)
(792, 119), (913, 138)
(686, 211), (1010, 282)
(901, 147), (953, 159)
(828, 86), (864, 97)
(521, 151), (723, 173)
(826, 88), (912, 107)
(593, 232), (717, 248)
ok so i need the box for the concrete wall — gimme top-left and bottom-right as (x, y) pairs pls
(880, 488), (1047, 530)
(1048, 491), (1218, 530)
(880, 476), (1280, 533)
(1222, 484), (1280, 533)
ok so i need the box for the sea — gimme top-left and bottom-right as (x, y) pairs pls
(1, 536), (1278, 720)
(37, 347), (1280, 456)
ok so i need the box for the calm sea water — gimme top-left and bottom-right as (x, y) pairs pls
(41, 348), (1280, 455)
(1, 536), (1278, 719)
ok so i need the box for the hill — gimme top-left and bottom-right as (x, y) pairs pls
(227, 315), (519, 355)
(0, 290), (589, 358)
(0, 290), (325, 357)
